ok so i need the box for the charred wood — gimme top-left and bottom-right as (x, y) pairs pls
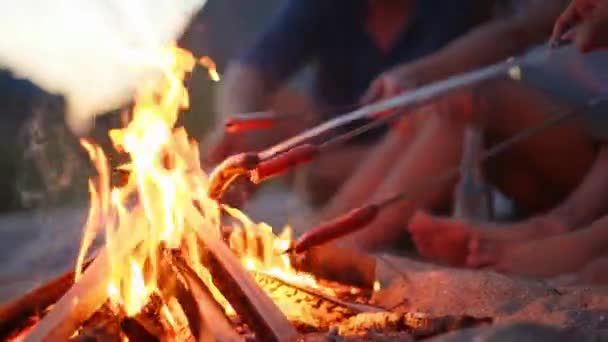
(0, 259), (93, 340)
(169, 251), (242, 342)
(198, 234), (297, 342)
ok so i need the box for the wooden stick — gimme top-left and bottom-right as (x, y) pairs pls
(197, 232), (297, 342)
(25, 228), (145, 342)
(0, 259), (93, 340)
(169, 252), (243, 342)
(120, 316), (160, 342)
(24, 251), (112, 341)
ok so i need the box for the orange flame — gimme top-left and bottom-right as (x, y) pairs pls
(75, 45), (323, 319)
(199, 56), (220, 82)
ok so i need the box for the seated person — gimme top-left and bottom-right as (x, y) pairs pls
(317, 0), (591, 251)
(208, 0), (500, 205)
(407, 0), (608, 281)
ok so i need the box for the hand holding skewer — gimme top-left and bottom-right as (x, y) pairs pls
(207, 144), (319, 202)
(285, 108), (578, 255)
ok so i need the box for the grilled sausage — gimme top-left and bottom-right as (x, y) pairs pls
(224, 117), (277, 133)
(293, 204), (379, 253)
(250, 144), (318, 184)
(207, 152), (260, 200)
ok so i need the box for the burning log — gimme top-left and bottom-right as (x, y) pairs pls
(169, 252), (243, 342)
(24, 227), (145, 342)
(72, 304), (124, 342)
(73, 293), (187, 341)
(120, 316), (160, 342)
(22, 250), (114, 342)
(197, 232), (298, 342)
(0, 259), (93, 341)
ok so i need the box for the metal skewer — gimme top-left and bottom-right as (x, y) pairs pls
(208, 44), (592, 201)
(288, 108), (579, 254)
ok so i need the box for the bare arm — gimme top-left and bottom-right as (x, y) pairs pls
(215, 0), (325, 119)
(394, 1), (567, 85)
(215, 63), (276, 118)
(548, 144), (608, 228)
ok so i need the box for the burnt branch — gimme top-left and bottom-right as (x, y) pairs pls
(198, 233), (297, 342)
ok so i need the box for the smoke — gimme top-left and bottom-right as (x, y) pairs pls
(0, 0), (207, 134)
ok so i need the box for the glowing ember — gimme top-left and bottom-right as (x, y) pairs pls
(74, 44), (330, 323)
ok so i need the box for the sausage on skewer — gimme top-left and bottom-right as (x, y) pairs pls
(224, 112), (279, 133)
(250, 144), (318, 184)
(290, 204), (380, 254)
(207, 152), (260, 200)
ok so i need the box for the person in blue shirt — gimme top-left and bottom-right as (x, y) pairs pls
(211, 0), (608, 262)
(208, 0), (497, 203)
(210, 2), (568, 205)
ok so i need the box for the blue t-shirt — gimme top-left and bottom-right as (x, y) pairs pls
(241, 0), (484, 143)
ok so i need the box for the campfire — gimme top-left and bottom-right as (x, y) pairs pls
(0, 45), (491, 342)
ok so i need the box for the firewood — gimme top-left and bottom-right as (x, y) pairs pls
(197, 232), (297, 342)
(72, 302), (124, 342)
(25, 228), (145, 342)
(169, 252), (243, 342)
(120, 316), (160, 342)
(24, 251), (114, 341)
(0, 259), (93, 340)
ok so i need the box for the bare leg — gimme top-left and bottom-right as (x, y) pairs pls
(410, 82), (596, 264)
(318, 115), (424, 219)
(340, 112), (467, 251)
(409, 212), (568, 266)
(479, 214), (608, 276)
(296, 145), (372, 206)
(482, 83), (596, 215)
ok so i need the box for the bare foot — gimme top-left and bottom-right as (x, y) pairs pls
(409, 211), (569, 268)
(470, 233), (594, 277)
(466, 217), (570, 268)
(577, 257), (608, 285)
(409, 212), (474, 266)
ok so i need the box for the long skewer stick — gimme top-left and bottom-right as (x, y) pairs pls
(289, 108), (578, 254)
(207, 44), (573, 201)
(258, 62), (513, 160)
